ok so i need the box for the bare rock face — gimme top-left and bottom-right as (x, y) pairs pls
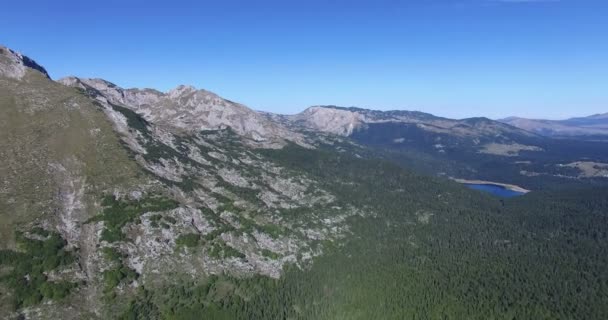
(59, 77), (303, 144)
(290, 106), (365, 136)
(0, 45), (50, 80)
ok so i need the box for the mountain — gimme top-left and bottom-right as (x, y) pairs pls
(561, 112), (608, 127)
(2, 45), (608, 319)
(57, 77), (305, 146)
(268, 106), (608, 190)
(0, 46), (350, 318)
(278, 105), (535, 139)
(0, 45), (148, 316)
(0, 46), (143, 246)
(277, 105), (540, 153)
(272, 106), (542, 183)
(501, 113), (608, 138)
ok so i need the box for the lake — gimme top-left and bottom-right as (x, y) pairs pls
(465, 183), (526, 198)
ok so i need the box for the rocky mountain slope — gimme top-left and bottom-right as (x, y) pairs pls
(57, 77), (305, 146)
(501, 113), (608, 138)
(1, 45), (146, 317)
(0, 46), (355, 319)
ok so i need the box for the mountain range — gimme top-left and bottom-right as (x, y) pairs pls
(2, 45), (608, 319)
(500, 113), (608, 138)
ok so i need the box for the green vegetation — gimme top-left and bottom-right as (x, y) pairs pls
(203, 224), (235, 242)
(6, 48), (608, 319)
(0, 75), (143, 252)
(255, 223), (283, 239)
(217, 200), (242, 214)
(101, 247), (138, 296)
(109, 103), (150, 135)
(149, 214), (177, 228)
(103, 266), (137, 294)
(0, 231), (77, 310)
(208, 241), (245, 259)
(216, 178), (262, 206)
(260, 249), (280, 259)
(91, 195), (179, 243)
(102, 247), (123, 262)
(175, 233), (202, 248)
(119, 144), (608, 319)
(119, 276), (241, 320)
(149, 214), (162, 228)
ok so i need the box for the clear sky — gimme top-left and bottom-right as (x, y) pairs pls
(1, 0), (606, 119)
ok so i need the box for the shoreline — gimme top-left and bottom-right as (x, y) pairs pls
(451, 178), (531, 193)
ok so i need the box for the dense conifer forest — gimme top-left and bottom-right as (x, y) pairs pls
(117, 144), (608, 319)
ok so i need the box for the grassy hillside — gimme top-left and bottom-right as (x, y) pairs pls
(0, 71), (145, 316)
(0, 72), (142, 246)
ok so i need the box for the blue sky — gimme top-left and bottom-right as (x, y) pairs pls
(1, 0), (607, 119)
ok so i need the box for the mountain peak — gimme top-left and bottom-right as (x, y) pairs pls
(60, 76), (304, 145)
(167, 84), (197, 98)
(0, 45), (50, 80)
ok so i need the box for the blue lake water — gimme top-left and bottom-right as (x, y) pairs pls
(465, 184), (525, 198)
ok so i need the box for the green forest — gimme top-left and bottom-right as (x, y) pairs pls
(117, 144), (608, 319)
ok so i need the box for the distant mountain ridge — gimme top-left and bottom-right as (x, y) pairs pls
(500, 113), (608, 138)
(267, 105), (536, 141)
(266, 105), (608, 189)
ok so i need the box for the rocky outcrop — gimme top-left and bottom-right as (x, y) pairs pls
(289, 106), (365, 135)
(0, 45), (50, 80)
(59, 77), (304, 145)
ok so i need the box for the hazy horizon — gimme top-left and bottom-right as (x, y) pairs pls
(2, 0), (606, 120)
